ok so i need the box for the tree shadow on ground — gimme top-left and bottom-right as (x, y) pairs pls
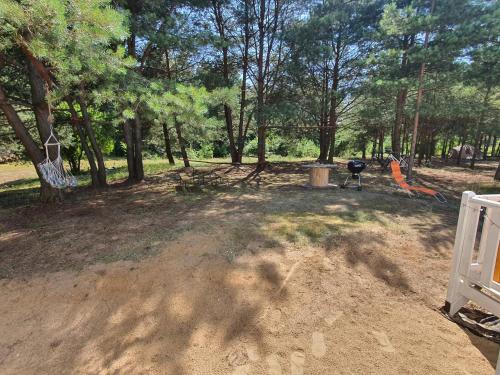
(0, 170), (458, 279)
(339, 231), (412, 293)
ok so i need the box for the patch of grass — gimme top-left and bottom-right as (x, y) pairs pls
(268, 213), (345, 246)
(336, 210), (379, 224)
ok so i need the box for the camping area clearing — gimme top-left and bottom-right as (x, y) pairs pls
(0, 161), (499, 374)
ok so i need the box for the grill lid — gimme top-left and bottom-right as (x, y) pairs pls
(347, 160), (366, 174)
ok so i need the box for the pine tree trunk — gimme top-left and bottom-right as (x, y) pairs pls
(392, 33), (412, 157)
(123, 119), (137, 181)
(378, 131), (384, 158)
(393, 89), (407, 157)
(441, 137), (448, 160)
(224, 104), (237, 163)
(318, 64), (329, 162)
(0, 83), (61, 203)
(257, 125), (266, 165)
(174, 117), (190, 167)
(27, 62), (63, 202)
(471, 87), (491, 169)
(327, 125), (337, 163)
(326, 33), (342, 164)
(256, 0), (266, 166)
(236, 0), (250, 164)
(371, 135), (377, 159)
(406, 1), (434, 180)
(162, 123), (175, 165)
(67, 100), (99, 187)
(78, 96), (107, 186)
(212, 0), (238, 163)
(133, 115), (144, 181)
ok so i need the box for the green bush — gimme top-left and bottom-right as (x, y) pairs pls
(244, 138), (258, 156)
(188, 143), (214, 159)
(289, 139), (319, 158)
(244, 137), (319, 158)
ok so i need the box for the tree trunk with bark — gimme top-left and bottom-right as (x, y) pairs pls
(211, 0), (238, 163)
(123, 114), (144, 183)
(471, 86), (491, 169)
(123, 119), (137, 180)
(406, 0), (434, 180)
(393, 88), (407, 157)
(371, 135), (377, 159)
(483, 133), (492, 160)
(318, 61), (330, 162)
(237, 1), (250, 163)
(392, 34), (412, 157)
(67, 100), (99, 187)
(256, 0), (267, 166)
(77, 95), (107, 186)
(133, 114), (144, 181)
(0, 84), (62, 203)
(174, 117), (190, 167)
(162, 124), (175, 165)
(441, 136), (448, 160)
(27, 62), (63, 202)
(378, 131), (384, 158)
(326, 35), (342, 164)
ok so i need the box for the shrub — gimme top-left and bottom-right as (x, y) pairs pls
(289, 139), (319, 158)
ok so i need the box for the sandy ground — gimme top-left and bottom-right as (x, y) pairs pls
(0, 161), (499, 374)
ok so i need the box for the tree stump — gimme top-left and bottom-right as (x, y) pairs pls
(304, 164), (336, 187)
(309, 167), (329, 187)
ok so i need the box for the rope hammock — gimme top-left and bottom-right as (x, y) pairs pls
(38, 126), (77, 189)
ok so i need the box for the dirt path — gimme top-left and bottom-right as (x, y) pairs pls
(0, 163), (499, 374)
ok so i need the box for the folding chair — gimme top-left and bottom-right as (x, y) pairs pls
(390, 161), (447, 203)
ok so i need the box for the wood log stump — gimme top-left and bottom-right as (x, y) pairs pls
(303, 164), (336, 188)
(309, 167), (330, 187)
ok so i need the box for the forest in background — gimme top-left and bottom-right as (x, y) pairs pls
(0, 0), (499, 202)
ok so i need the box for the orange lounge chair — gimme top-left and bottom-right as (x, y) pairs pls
(390, 161), (447, 203)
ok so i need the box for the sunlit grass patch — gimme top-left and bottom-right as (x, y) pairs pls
(266, 212), (350, 246)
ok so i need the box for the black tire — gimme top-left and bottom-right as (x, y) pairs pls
(357, 186), (362, 191)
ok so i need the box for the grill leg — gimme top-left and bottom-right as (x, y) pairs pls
(357, 174), (362, 191)
(341, 175), (350, 188)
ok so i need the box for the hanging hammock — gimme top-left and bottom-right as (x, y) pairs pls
(37, 127), (77, 189)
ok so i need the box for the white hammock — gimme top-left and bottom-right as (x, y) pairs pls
(38, 128), (77, 189)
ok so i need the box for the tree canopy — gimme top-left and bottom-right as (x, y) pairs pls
(1, 0), (499, 200)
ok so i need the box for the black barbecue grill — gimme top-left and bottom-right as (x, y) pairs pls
(340, 160), (366, 191)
